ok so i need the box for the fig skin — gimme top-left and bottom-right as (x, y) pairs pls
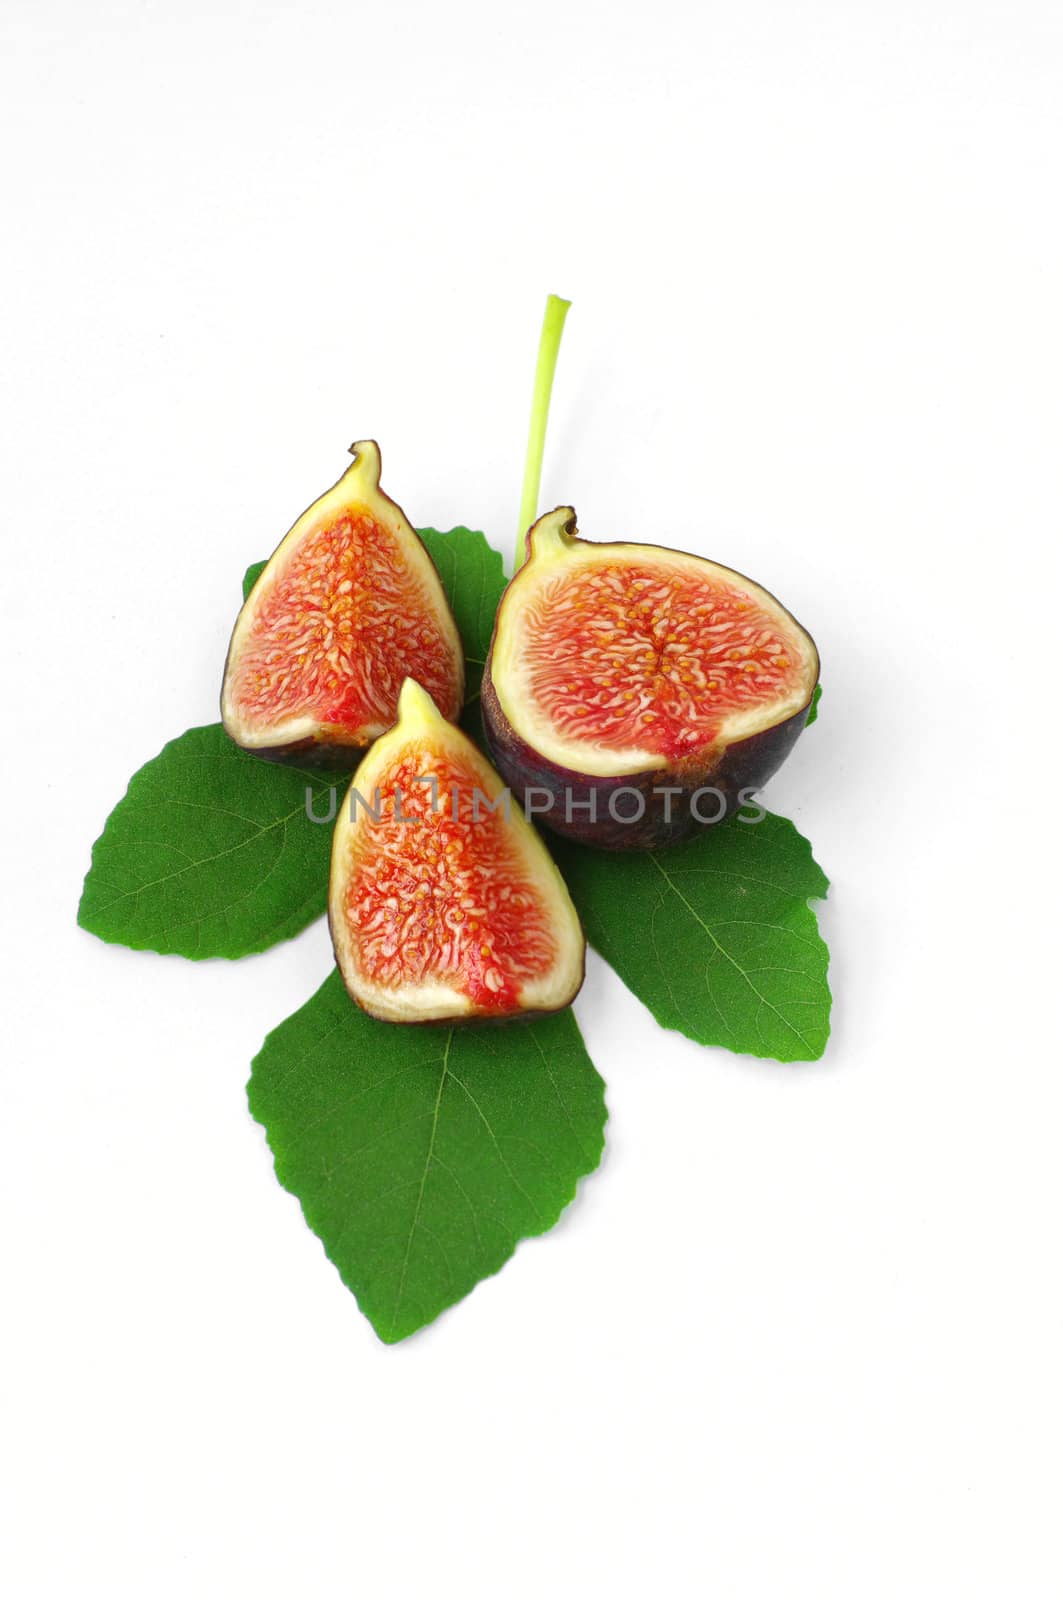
(482, 669), (813, 850)
(481, 515), (819, 851)
(222, 724), (377, 773)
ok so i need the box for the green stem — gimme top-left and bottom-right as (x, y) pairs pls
(516, 293), (571, 570)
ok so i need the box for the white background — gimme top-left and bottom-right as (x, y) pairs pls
(2, 2), (1061, 1595)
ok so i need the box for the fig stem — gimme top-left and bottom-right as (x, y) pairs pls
(517, 293), (571, 570)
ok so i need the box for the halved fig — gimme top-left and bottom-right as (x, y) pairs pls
(482, 508), (820, 849)
(221, 442), (464, 768)
(329, 678), (585, 1023)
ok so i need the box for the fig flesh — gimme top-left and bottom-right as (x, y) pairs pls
(221, 442), (464, 768)
(482, 509), (819, 849)
(329, 678), (585, 1023)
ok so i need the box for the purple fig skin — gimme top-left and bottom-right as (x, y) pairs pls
(243, 740), (370, 772)
(481, 654), (817, 852)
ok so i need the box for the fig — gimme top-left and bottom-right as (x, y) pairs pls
(221, 441), (464, 768)
(328, 678), (585, 1023)
(482, 508), (820, 850)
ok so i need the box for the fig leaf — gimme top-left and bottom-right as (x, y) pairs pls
(552, 814), (831, 1062)
(416, 527), (507, 706)
(78, 723), (336, 958)
(248, 970), (607, 1342)
(241, 558), (266, 599)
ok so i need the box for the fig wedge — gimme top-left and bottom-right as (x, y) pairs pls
(329, 679), (585, 1023)
(222, 442), (463, 768)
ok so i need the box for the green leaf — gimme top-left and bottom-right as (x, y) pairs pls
(78, 724), (337, 959)
(805, 682), (822, 727)
(552, 812), (831, 1062)
(242, 559), (266, 600)
(248, 971), (607, 1342)
(417, 527), (507, 704)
